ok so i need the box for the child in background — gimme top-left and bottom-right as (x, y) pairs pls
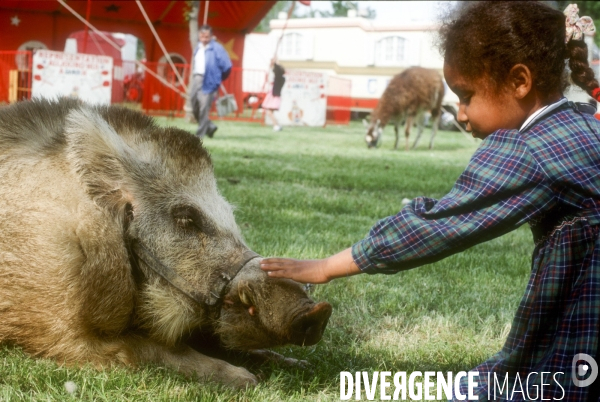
(261, 2), (600, 400)
(262, 58), (286, 132)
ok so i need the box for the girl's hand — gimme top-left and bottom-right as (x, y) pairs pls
(260, 258), (330, 284)
(260, 248), (361, 284)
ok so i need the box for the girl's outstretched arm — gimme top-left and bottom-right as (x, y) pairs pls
(260, 247), (361, 284)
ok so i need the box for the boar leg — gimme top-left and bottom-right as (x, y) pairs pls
(185, 332), (309, 371)
(128, 338), (258, 388)
(247, 349), (311, 370)
(130, 339), (258, 388)
(73, 336), (258, 389)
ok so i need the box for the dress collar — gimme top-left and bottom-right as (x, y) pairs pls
(519, 97), (568, 132)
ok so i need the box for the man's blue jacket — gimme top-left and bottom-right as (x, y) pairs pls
(194, 39), (232, 94)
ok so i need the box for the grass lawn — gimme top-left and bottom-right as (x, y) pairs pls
(0, 118), (534, 401)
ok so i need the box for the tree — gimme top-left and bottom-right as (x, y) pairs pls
(254, 1), (295, 33)
(315, 1), (376, 19)
(254, 0), (376, 33)
(330, 1), (376, 19)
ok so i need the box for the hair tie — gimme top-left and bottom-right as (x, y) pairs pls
(592, 88), (600, 102)
(564, 4), (596, 43)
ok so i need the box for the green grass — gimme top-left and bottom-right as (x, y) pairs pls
(0, 119), (534, 401)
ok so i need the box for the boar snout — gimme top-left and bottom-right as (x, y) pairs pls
(289, 302), (332, 346)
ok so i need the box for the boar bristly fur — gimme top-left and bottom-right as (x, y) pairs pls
(0, 98), (331, 388)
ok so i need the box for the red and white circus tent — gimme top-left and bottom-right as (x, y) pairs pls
(0, 1), (275, 65)
(0, 1), (277, 113)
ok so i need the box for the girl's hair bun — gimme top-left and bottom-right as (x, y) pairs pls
(564, 4), (595, 43)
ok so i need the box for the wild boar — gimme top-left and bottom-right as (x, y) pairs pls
(0, 98), (332, 388)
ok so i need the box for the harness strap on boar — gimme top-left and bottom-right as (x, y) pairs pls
(129, 241), (260, 313)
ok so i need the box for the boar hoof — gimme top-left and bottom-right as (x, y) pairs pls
(220, 365), (258, 389)
(279, 356), (312, 371)
(249, 349), (312, 370)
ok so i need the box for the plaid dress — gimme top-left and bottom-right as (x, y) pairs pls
(352, 102), (600, 401)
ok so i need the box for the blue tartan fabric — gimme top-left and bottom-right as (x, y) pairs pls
(351, 104), (600, 401)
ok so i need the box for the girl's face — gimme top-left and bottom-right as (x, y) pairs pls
(444, 63), (527, 140)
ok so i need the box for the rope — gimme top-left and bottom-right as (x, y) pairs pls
(274, 1), (296, 56)
(135, 0), (188, 92)
(441, 105), (474, 142)
(261, 1), (296, 92)
(56, 0), (188, 99)
(89, 31), (106, 56)
(82, 0), (92, 53)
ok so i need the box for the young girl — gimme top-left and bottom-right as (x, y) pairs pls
(261, 2), (600, 400)
(262, 58), (286, 132)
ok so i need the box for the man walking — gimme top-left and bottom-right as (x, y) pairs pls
(191, 25), (232, 138)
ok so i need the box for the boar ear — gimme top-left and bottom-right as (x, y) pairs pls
(63, 107), (136, 213)
(238, 280), (255, 306)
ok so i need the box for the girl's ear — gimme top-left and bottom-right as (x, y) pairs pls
(509, 64), (533, 100)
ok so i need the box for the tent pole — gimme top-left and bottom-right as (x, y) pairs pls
(82, 0), (92, 53)
(135, 0), (188, 92)
(262, 2), (295, 91)
(274, 2), (295, 58)
(203, 0), (209, 25)
(56, 0), (187, 98)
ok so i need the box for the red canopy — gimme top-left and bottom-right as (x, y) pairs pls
(0, 1), (275, 31)
(0, 1), (276, 66)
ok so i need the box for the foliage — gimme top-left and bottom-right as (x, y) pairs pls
(136, 40), (146, 61)
(254, 1), (376, 33)
(182, 0), (199, 22)
(254, 1), (295, 33)
(0, 119), (535, 400)
(295, 1), (376, 19)
(322, 1), (376, 19)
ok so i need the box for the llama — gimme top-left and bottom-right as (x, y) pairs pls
(364, 67), (445, 150)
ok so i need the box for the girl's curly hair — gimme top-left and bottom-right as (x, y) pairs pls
(439, 1), (599, 101)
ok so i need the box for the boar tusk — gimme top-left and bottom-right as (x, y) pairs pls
(239, 291), (251, 306)
(238, 280), (253, 306)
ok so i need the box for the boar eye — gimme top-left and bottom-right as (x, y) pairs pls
(172, 205), (217, 236)
(175, 216), (194, 229)
(172, 206), (203, 231)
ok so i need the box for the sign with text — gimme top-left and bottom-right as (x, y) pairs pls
(32, 50), (113, 105)
(271, 70), (327, 127)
